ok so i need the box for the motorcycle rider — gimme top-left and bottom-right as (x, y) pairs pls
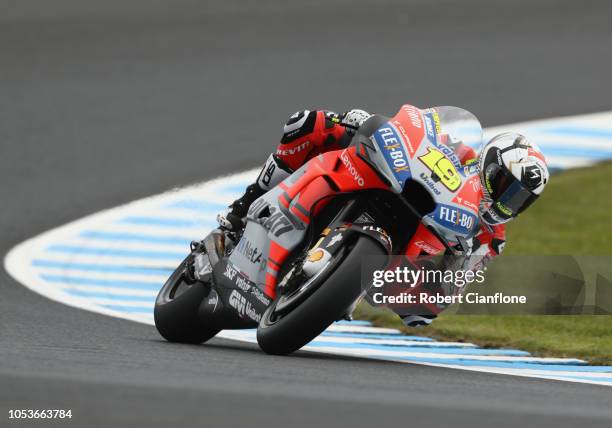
(217, 107), (550, 326)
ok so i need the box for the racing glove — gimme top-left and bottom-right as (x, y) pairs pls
(340, 109), (372, 129)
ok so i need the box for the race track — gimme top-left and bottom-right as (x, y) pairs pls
(2, 0), (612, 426)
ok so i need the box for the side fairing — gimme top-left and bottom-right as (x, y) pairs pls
(228, 164), (311, 296)
(369, 105), (483, 242)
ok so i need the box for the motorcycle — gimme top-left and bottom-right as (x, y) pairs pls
(154, 105), (485, 355)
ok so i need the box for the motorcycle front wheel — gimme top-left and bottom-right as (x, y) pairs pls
(256, 236), (385, 355)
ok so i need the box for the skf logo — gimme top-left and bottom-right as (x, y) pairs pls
(341, 151), (365, 186)
(224, 264), (237, 280)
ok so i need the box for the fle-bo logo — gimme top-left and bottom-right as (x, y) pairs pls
(377, 126), (409, 173)
(436, 204), (477, 234)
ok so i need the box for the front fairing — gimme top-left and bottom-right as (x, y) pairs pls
(359, 105), (485, 242)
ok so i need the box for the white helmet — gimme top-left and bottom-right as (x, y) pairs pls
(478, 133), (549, 225)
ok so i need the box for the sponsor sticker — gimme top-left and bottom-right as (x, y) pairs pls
(276, 140), (310, 157)
(234, 238), (262, 264)
(392, 120), (417, 157)
(341, 150), (365, 186)
(453, 195), (479, 212)
(373, 124), (412, 186)
(248, 199), (295, 237)
(431, 204), (478, 235)
(224, 263), (238, 281)
(326, 233), (343, 248)
(361, 225), (392, 250)
(423, 112), (438, 143)
(418, 147), (462, 192)
(419, 171), (441, 196)
(414, 240), (441, 255)
(228, 289), (262, 323)
(402, 105), (422, 129)
(307, 249), (325, 262)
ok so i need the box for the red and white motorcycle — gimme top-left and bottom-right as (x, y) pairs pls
(154, 105), (484, 355)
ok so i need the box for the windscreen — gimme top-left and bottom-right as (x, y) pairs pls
(359, 106), (484, 193)
(427, 106), (484, 153)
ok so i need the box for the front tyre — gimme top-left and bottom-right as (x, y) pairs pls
(257, 237), (385, 355)
(154, 258), (221, 344)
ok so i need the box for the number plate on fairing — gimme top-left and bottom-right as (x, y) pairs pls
(368, 105), (484, 242)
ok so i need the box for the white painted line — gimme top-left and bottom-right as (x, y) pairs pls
(299, 345), (585, 364)
(56, 285), (159, 297)
(310, 335), (478, 348)
(31, 252), (182, 267)
(53, 238), (189, 252)
(32, 268), (169, 283)
(325, 324), (402, 335)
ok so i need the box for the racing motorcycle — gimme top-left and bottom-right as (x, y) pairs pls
(154, 105), (484, 355)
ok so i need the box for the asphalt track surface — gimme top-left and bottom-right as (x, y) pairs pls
(1, 1), (612, 426)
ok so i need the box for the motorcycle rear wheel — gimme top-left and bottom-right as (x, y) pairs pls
(256, 236), (385, 355)
(154, 257), (221, 344)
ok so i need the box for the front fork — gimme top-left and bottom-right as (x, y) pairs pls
(296, 198), (392, 319)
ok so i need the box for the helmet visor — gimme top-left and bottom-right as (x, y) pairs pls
(486, 164), (538, 217)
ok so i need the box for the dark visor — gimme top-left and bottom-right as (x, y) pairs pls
(486, 164), (538, 216)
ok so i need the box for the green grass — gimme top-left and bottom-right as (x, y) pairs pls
(504, 161), (612, 255)
(356, 162), (612, 364)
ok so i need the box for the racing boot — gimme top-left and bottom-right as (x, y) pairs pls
(217, 153), (293, 234)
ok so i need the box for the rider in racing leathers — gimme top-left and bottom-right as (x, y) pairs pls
(216, 108), (550, 327)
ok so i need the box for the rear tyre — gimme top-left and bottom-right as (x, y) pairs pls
(154, 258), (221, 344)
(257, 237), (385, 355)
